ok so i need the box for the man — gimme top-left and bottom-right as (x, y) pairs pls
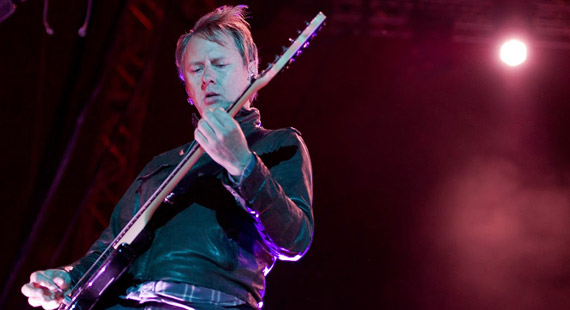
(21, 5), (314, 310)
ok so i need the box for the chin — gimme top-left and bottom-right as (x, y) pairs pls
(198, 102), (230, 115)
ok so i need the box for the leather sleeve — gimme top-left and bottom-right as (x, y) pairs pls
(223, 129), (314, 261)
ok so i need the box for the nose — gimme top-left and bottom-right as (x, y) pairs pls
(201, 64), (215, 89)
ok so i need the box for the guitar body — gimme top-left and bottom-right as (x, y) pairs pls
(60, 228), (154, 310)
(59, 243), (138, 310)
(59, 244), (134, 310)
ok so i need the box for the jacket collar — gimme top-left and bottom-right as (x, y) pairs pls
(235, 107), (262, 135)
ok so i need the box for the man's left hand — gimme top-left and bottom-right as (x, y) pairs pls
(195, 107), (253, 177)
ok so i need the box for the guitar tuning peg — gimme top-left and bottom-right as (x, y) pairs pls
(297, 29), (302, 35)
(303, 42), (310, 49)
(288, 38), (294, 43)
(273, 54), (280, 62)
(305, 21), (310, 26)
(281, 46), (288, 53)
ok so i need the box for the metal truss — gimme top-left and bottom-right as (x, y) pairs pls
(68, 0), (166, 254)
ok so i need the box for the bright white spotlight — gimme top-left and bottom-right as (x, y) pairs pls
(500, 39), (527, 67)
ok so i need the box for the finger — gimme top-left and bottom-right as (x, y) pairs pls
(201, 109), (226, 136)
(195, 127), (221, 161)
(213, 108), (242, 132)
(29, 271), (40, 282)
(26, 286), (55, 308)
(212, 107), (232, 121)
(53, 271), (71, 290)
(195, 128), (214, 153)
(21, 283), (42, 298)
(25, 283), (52, 299)
(211, 108), (233, 128)
(194, 128), (206, 145)
(30, 272), (58, 291)
(53, 276), (69, 290)
(43, 297), (61, 310)
(196, 119), (217, 143)
(207, 110), (245, 145)
(28, 296), (43, 307)
(39, 286), (59, 305)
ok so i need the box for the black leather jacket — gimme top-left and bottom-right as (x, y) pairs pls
(67, 108), (314, 308)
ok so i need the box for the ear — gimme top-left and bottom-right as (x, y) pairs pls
(247, 60), (258, 77)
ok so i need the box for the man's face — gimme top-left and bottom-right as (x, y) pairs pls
(182, 33), (252, 116)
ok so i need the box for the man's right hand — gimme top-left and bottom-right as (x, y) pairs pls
(21, 269), (71, 309)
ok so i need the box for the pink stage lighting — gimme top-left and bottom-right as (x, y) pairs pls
(499, 39), (527, 67)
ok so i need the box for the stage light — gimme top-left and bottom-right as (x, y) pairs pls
(500, 39), (527, 67)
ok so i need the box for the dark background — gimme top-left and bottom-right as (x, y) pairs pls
(2, 0), (570, 309)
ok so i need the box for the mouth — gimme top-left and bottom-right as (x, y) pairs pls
(204, 92), (220, 104)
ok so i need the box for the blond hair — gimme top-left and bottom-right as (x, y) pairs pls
(175, 5), (259, 83)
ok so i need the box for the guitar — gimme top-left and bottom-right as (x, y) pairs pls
(58, 11), (326, 310)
